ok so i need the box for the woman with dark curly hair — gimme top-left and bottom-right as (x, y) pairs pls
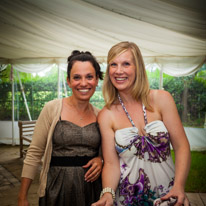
(18, 50), (103, 206)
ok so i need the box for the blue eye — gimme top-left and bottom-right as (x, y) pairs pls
(123, 62), (130, 66)
(110, 63), (117, 67)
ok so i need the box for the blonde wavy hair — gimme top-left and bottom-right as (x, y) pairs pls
(103, 41), (152, 110)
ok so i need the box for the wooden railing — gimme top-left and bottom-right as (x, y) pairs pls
(18, 120), (36, 158)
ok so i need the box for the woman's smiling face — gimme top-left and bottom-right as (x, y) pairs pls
(67, 61), (98, 101)
(109, 49), (136, 93)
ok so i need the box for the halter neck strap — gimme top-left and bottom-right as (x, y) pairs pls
(118, 94), (148, 127)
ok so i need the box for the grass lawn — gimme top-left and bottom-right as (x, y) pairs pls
(171, 150), (206, 192)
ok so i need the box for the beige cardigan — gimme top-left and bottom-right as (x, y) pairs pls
(21, 98), (99, 197)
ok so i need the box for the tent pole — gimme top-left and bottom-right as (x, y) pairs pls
(11, 65), (15, 146)
(159, 68), (163, 90)
(17, 71), (32, 121)
(57, 65), (61, 99)
(62, 71), (68, 97)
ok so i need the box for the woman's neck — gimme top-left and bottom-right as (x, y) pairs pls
(67, 96), (91, 112)
(118, 92), (137, 105)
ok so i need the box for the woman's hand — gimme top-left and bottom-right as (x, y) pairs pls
(83, 156), (103, 182)
(91, 193), (114, 206)
(160, 186), (190, 206)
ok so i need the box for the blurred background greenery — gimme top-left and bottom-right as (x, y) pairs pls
(0, 63), (205, 128)
(171, 150), (206, 192)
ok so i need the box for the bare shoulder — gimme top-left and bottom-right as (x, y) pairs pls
(149, 89), (176, 114)
(150, 89), (172, 98)
(150, 89), (174, 103)
(97, 106), (114, 124)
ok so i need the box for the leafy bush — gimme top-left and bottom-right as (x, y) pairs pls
(0, 64), (205, 127)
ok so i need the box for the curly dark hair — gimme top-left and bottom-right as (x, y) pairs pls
(67, 50), (103, 80)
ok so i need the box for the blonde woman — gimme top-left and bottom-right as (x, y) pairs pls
(92, 42), (190, 206)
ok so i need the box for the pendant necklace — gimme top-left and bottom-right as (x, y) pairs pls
(76, 106), (90, 121)
(67, 98), (91, 121)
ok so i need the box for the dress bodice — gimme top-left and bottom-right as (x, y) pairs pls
(115, 95), (171, 163)
(52, 120), (101, 157)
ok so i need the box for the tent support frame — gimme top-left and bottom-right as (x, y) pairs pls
(11, 65), (15, 146)
(159, 68), (163, 90)
(17, 71), (32, 121)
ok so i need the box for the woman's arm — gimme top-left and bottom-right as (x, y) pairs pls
(18, 177), (32, 206)
(155, 90), (191, 206)
(92, 107), (120, 206)
(18, 101), (55, 205)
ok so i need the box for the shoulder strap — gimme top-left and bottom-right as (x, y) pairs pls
(118, 94), (135, 127)
(118, 94), (148, 126)
(142, 104), (148, 125)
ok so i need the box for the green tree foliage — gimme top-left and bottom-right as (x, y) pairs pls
(146, 65), (206, 127)
(0, 64), (205, 127)
(0, 66), (59, 120)
(146, 68), (159, 89)
(0, 65), (11, 83)
(0, 65), (104, 121)
(195, 64), (206, 87)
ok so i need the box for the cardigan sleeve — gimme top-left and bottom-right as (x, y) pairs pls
(21, 100), (56, 180)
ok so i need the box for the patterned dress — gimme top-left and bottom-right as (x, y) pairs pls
(115, 95), (175, 206)
(39, 120), (102, 206)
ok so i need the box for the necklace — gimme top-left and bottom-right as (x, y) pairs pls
(66, 97), (91, 121)
(76, 106), (91, 121)
(78, 110), (89, 120)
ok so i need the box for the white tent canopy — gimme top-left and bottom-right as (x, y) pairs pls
(0, 0), (206, 76)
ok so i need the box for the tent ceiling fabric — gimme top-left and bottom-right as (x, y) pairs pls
(0, 0), (206, 76)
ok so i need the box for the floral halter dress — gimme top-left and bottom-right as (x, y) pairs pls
(114, 95), (175, 206)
